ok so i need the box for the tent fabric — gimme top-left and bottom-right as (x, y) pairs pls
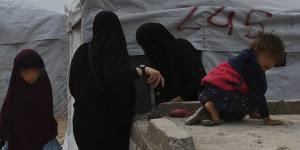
(81, 0), (300, 12)
(0, 0), (65, 44)
(68, 0), (300, 100)
(63, 23), (81, 150)
(0, 0), (68, 118)
(65, 0), (82, 29)
(71, 0), (300, 99)
(78, 6), (300, 55)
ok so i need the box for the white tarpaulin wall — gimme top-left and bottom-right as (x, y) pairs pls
(73, 0), (300, 100)
(75, 0), (300, 100)
(64, 0), (300, 149)
(0, 0), (68, 118)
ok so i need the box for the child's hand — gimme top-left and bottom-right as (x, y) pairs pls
(263, 118), (284, 126)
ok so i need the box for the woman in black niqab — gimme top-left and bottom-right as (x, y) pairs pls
(69, 11), (164, 149)
(136, 23), (206, 103)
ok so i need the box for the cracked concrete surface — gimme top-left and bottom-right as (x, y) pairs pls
(167, 115), (300, 150)
(131, 102), (300, 150)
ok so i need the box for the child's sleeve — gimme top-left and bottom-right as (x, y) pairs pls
(241, 54), (270, 118)
(250, 93), (270, 118)
(247, 77), (270, 118)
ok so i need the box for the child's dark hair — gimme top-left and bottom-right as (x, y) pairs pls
(250, 31), (285, 64)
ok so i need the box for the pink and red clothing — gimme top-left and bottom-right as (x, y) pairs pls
(201, 61), (249, 95)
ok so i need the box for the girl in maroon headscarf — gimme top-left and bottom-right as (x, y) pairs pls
(0, 49), (60, 150)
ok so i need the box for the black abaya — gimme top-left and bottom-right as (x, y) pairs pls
(136, 23), (206, 102)
(0, 140), (4, 148)
(0, 49), (58, 150)
(69, 11), (137, 149)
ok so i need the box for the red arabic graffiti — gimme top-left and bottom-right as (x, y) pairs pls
(207, 7), (235, 35)
(244, 10), (273, 38)
(177, 6), (200, 30)
(176, 6), (273, 38)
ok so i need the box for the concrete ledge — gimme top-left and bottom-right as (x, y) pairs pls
(131, 120), (150, 150)
(150, 119), (195, 150)
(157, 100), (300, 115)
(168, 115), (300, 150)
(157, 102), (201, 116)
(131, 118), (195, 150)
(268, 100), (300, 114)
(132, 115), (300, 150)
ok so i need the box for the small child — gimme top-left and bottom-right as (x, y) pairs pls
(0, 49), (61, 149)
(186, 32), (286, 126)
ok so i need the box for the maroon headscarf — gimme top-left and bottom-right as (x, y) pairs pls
(0, 49), (57, 150)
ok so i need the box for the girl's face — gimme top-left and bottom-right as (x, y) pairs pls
(19, 69), (41, 84)
(257, 52), (276, 71)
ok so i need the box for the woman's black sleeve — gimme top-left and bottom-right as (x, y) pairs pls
(129, 68), (139, 80)
(178, 39), (206, 101)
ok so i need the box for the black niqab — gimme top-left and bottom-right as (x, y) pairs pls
(136, 23), (206, 102)
(69, 11), (136, 149)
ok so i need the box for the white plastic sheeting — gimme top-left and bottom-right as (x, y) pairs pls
(64, 1), (300, 149)
(0, 0), (68, 118)
(73, 0), (300, 100)
(63, 23), (81, 150)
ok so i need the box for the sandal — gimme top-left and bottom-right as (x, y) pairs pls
(201, 119), (224, 126)
(185, 106), (210, 125)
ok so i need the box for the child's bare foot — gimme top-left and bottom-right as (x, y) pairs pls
(204, 101), (220, 121)
(200, 101), (224, 126)
(264, 118), (285, 126)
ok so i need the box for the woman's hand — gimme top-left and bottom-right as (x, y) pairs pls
(264, 117), (284, 126)
(137, 67), (165, 88)
(145, 67), (165, 88)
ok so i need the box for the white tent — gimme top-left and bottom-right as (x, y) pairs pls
(66, 0), (300, 100)
(64, 0), (300, 149)
(0, 0), (68, 118)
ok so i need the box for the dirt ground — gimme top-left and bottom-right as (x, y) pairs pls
(167, 115), (300, 150)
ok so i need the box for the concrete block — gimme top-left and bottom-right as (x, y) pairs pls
(131, 118), (195, 150)
(156, 100), (300, 116)
(131, 120), (150, 150)
(149, 118), (195, 150)
(268, 100), (300, 114)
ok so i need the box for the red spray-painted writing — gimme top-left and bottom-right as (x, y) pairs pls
(244, 10), (273, 38)
(177, 6), (200, 30)
(176, 6), (273, 38)
(207, 7), (235, 35)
